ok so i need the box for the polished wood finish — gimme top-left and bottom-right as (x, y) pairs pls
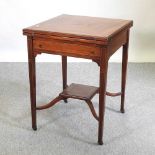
(121, 30), (129, 113)
(62, 56), (68, 103)
(60, 83), (98, 100)
(106, 91), (122, 97)
(60, 83), (99, 121)
(85, 100), (99, 121)
(98, 47), (108, 145)
(108, 29), (127, 57)
(23, 14), (133, 145)
(27, 36), (37, 130)
(36, 96), (63, 110)
(33, 38), (100, 59)
(23, 14), (132, 45)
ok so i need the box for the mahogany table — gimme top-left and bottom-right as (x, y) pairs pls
(23, 14), (133, 145)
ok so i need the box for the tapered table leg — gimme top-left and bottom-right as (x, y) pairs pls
(98, 50), (108, 145)
(27, 37), (37, 130)
(62, 56), (67, 103)
(121, 31), (129, 113)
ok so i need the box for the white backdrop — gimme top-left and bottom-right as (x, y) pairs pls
(0, 0), (155, 62)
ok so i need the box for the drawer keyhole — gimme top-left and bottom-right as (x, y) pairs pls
(39, 44), (43, 48)
(90, 51), (95, 54)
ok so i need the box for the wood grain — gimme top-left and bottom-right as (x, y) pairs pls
(33, 37), (101, 59)
(23, 14), (133, 45)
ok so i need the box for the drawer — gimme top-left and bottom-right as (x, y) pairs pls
(33, 38), (100, 59)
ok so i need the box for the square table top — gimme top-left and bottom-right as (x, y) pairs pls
(23, 14), (133, 44)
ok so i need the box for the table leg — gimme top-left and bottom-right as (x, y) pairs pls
(27, 37), (37, 130)
(98, 51), (108, 145)
(121, 31), (129, 113)
(62, 56), (67, 103)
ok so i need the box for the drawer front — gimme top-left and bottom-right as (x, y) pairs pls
(33, 38), (100, 59)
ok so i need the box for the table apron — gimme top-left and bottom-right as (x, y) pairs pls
(108, 29), (128, 57)
(33, 38), (101, 59)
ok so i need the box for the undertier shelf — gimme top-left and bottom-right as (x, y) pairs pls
(59, 83), (99, 100)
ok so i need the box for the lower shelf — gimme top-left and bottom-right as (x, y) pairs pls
(37, 83), (99, 121)
(59, 83), (99, 100)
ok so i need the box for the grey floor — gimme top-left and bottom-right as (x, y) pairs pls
(0, 62), (155, 155)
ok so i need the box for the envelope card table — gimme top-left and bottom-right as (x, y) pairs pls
(23, 14), (133, 145)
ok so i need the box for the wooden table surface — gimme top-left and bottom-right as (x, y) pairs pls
(23, 14), (133, 45)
